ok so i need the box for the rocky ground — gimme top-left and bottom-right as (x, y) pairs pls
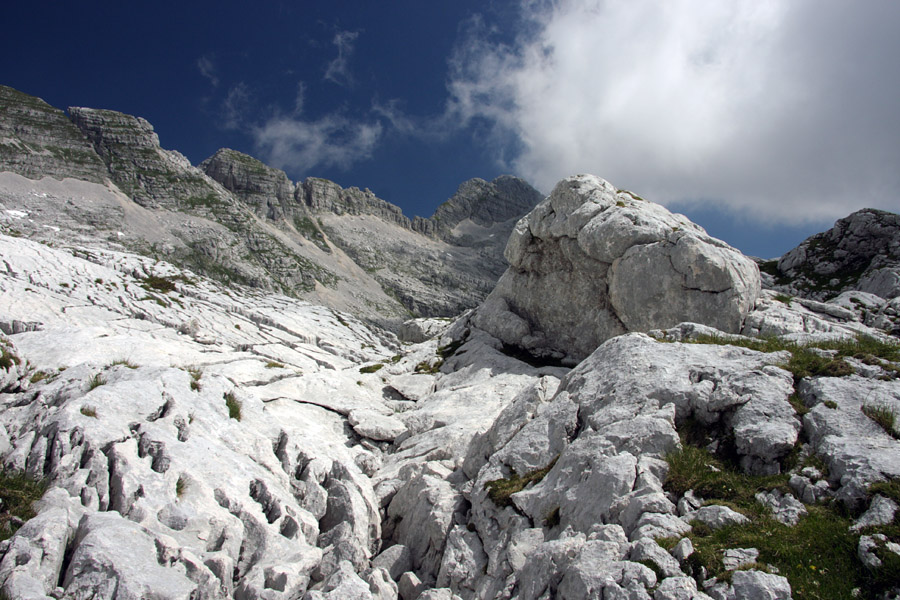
(1, 174), (899, 599)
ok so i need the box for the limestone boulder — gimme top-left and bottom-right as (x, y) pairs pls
(471, 174), (760, 361)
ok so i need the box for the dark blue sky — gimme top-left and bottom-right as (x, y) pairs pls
(4, 1), (897, 259)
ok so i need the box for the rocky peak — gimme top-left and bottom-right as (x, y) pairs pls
(68, 106), (227, 211)
(299, 177), (413, 230)
(200, 148), (296, 221)
(0, 85), (108, 183)
(430, 175), (544, 235)
(772, 208), (900, 300)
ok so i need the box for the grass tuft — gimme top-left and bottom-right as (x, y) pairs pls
(0, 469), (47, 541)
(80, 406), (97, 418)
(176, 475), (186, 499)
(265, 361), (285, 369)
(29, 370), (52, 384)
(225, 391), (241, 421)
(359, 363), (383, 374)
(862, 404), (900, 440)
(87, 373), (106, 390)
(484, 459), (557, 508)
(110, 359), (138, 369)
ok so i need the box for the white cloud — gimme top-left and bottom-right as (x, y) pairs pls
(324, 30), (360, 87)
(447, 0), (900, 224)
(221, 83), (253, 130)
(252, 114), (382, 174)
(196, 55), (218, 87)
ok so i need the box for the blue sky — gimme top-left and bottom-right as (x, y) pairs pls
(3, 1), (899, 259)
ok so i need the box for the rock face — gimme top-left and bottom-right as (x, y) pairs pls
(68, 106), (227, 211)
(768, 208), (900, 301)
(200, 148), (296, 221)
(470, 174), (761, 361)
(0, 85), (108, 183)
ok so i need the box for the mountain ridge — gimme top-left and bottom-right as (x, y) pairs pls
(0, 84), (545, 328)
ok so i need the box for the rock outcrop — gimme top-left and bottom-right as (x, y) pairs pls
(200, 148), (296, 221)
(470, 174), (761, 362)
(0, 85), (108, 184)
(766, 208), (900, 301)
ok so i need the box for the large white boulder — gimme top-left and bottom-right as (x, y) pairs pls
(471, 175), (761, 361)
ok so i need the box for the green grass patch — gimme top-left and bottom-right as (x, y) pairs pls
(359, 363), (384, 374)
(681, 334), (900, 382)
(484, 458), (557, 508)
(414, 359), (443, 374)
(0, 469), (47, 541)
(141, 274), (178, 293)
(1, 345), (22, 371)
(87, 373), (106, 390)
(862, 404), (900, 440)
(265, 361), (285, 369)
(687, 507), (861, 599)
(29, 370), (52, 384)
(225, 391), (241, 421)
(664, 445), (788, 511)
(773, 293), (794, 305)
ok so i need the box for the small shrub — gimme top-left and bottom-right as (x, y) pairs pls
(94, 278), (104, 284)
(80, 406), (97, 418)
(484, 459), (557, 508)
(265, 361), (285, 369)
(824, 400), (838, 409)
(225, 392), (241, 421)
(862, 404), (900, 439)
(234, 323), (241, 330)
(359, 363), (384, 374)
(176, 475), (186, 499)
(773, 293), (793, 305)
(87, 373), (106, 390)
(390, 355), (402, 363)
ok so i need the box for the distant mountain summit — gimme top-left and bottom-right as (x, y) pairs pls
(0, 85), (544, 327)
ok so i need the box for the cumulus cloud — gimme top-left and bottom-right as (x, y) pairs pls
(324, 30), (360, 87)
(447, 0), (900, 223)
(252, 114), (382, 173)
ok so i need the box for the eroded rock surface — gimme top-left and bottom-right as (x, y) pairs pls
(470, 174), (761, 362)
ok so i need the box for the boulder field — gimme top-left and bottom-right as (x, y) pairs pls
(0, 174), (899, 599)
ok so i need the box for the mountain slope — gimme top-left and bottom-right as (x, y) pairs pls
(0, 85), (544, 326)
